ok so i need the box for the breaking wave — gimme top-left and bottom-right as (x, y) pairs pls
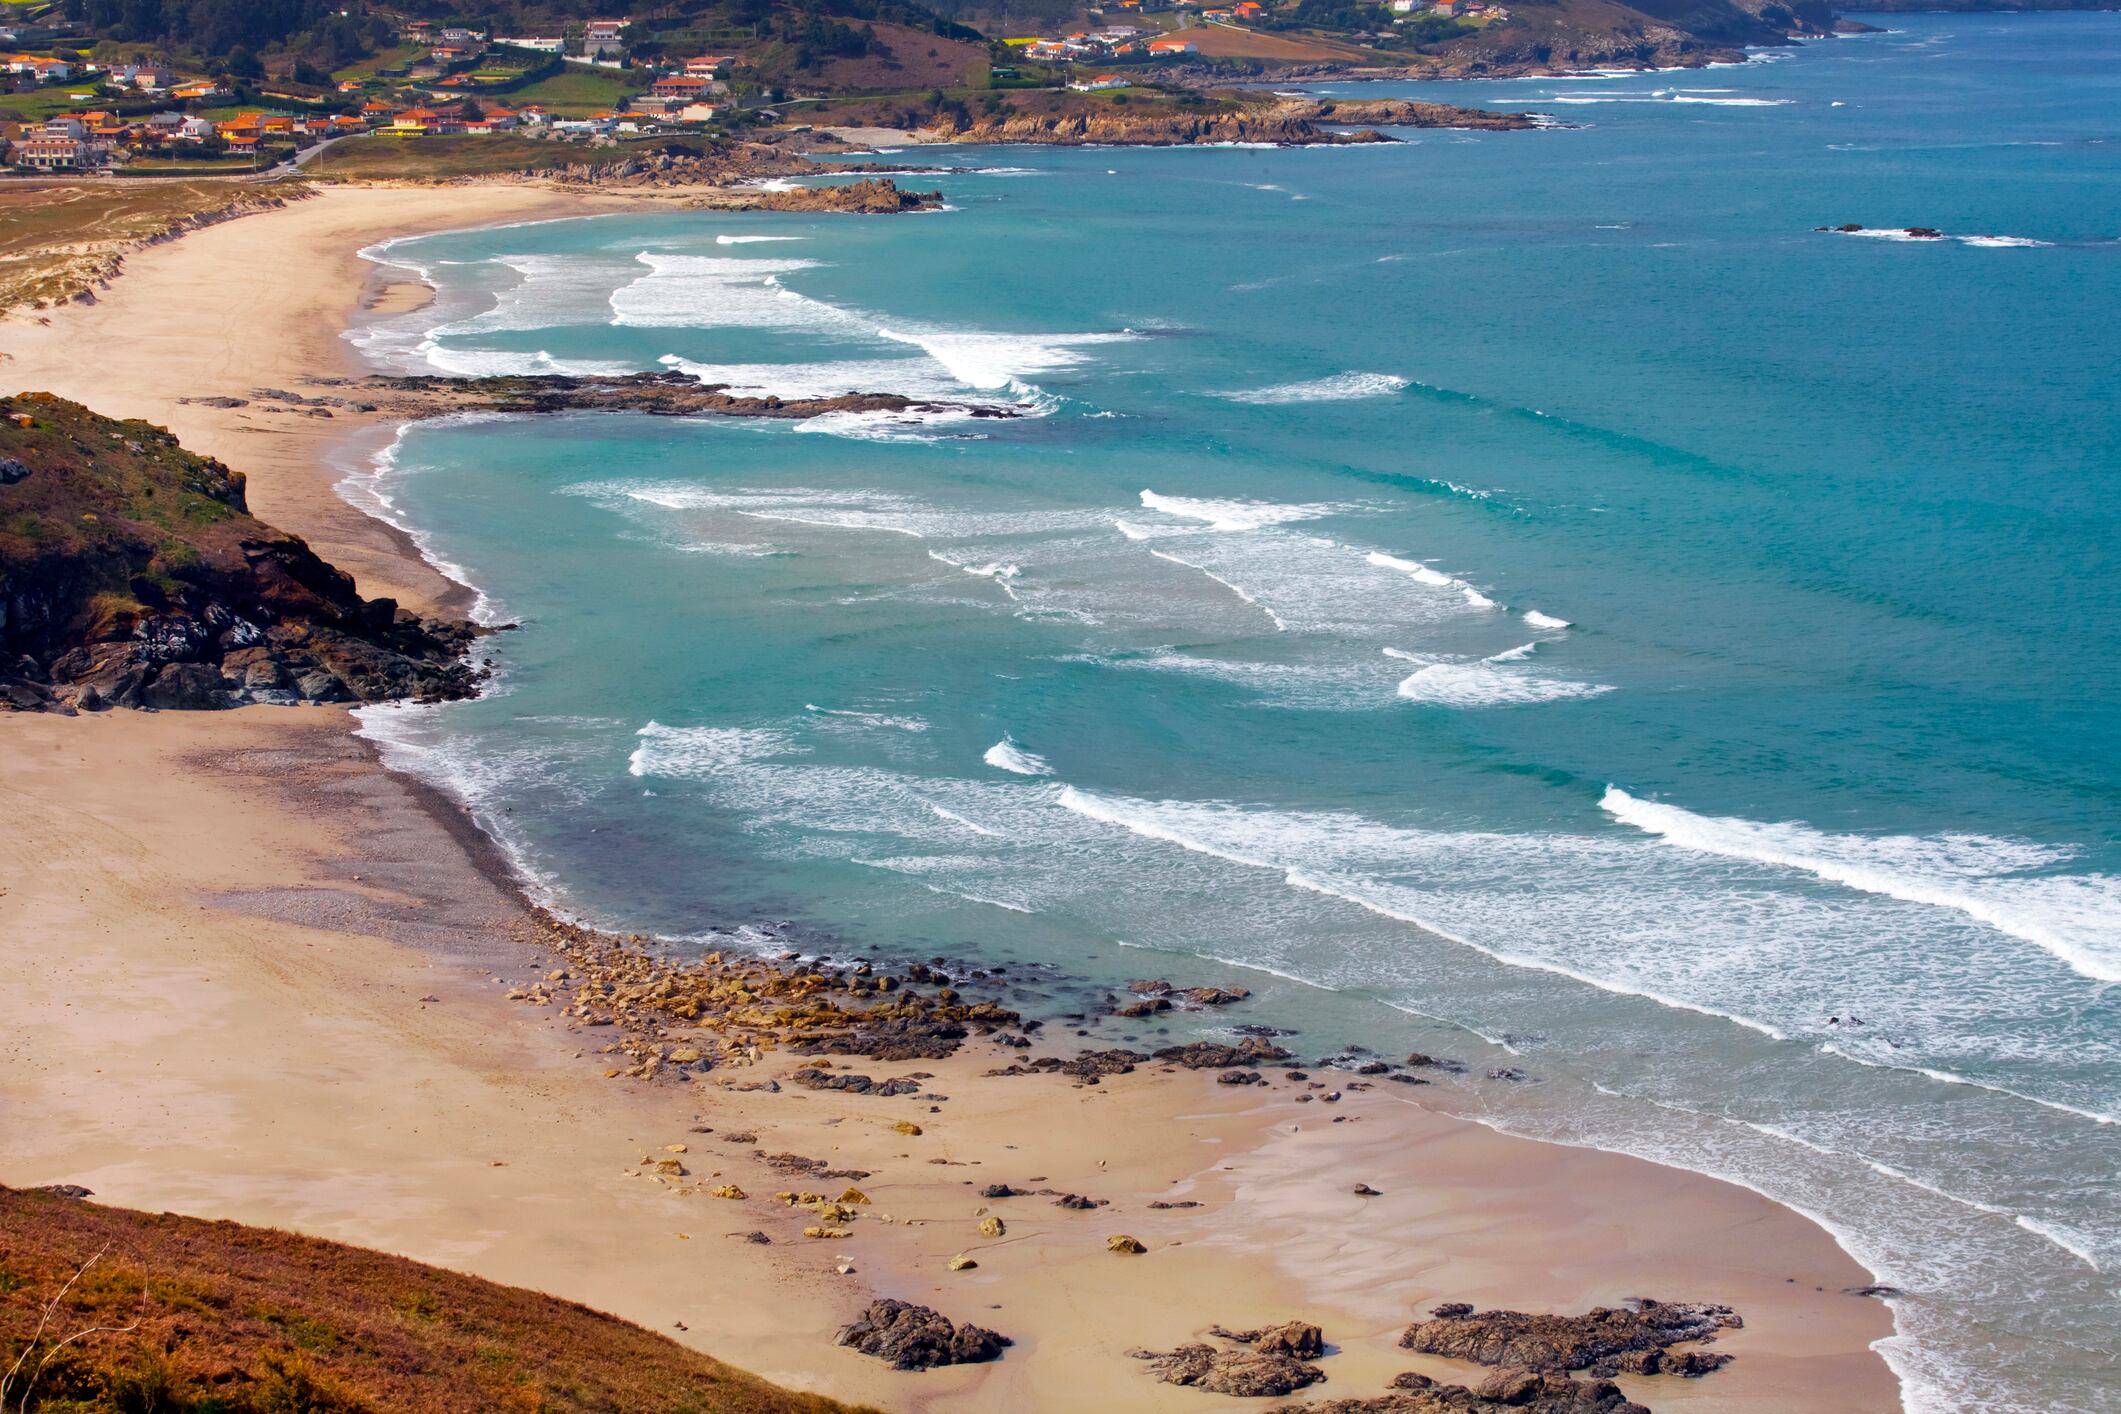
(1214, 371), (1411, 404)
(983, 737), (1053, 775)
(1602, 788), (2121, 983)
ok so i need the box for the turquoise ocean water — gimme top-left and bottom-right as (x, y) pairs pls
(343, 16), (2119, 1409)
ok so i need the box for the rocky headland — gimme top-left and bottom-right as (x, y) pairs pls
(922, 97), (1535, 146)
(0, 393), (481, 713)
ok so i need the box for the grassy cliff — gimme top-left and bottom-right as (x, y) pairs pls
(0, 1185), (876, 1414)
(0, 393), (480, 712)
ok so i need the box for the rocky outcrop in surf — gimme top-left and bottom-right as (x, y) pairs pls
(358, 372), (1022, 422)
(0, 393), (480, 713)
(925, 98), (1533, 146)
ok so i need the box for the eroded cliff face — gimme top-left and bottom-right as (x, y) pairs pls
(925, 98), (1533, 146)
(0, 394), (481, 713)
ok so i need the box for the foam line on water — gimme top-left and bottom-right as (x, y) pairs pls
(1056, 786), (1792, 1041)
(1603, 787), (2121, 983)
(1367, 551), (1502, 610)
(1139, 489), (1341, 532)
(1212, 371), (1411, 404)
(1817, 1043), (2118, 1127)
(1148, 549), (1288, 631)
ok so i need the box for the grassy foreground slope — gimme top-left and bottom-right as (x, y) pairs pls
(0, 1186), (877, 1414)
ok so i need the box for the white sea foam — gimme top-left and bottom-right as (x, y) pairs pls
(1148, 549), (1288, 631)
(1393, 655), (1616, 708)
(877, 326), (1136, 391)
(416, 344), (637, 379)
(1367, 550), (1502, 610)
(1602, 788), (2121, 982)
(1214, 371), (1411, 404)
(584, 483), (1105, 543)
(929, 549), (1023, 599)
(794, 405), (997, 444)
(983, 737), (1053, 776)
(1824, 227), (2049, 249)
(628, 721), (799, 777)
(437, 253), (639, 335)
(1139, 490), (1340, 532)
(803, 704), (930, 732)
(716, 234), (804, 244)
(659, 353), (959, 402)
(1524, 609), (1573, 629)
(608, 251), (849, 331)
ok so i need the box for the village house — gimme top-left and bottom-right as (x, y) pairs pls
(5, 54), (73, 82)
(1068, 73), (1128, 91)
(582, 18), (629, 57)
(497, 35), (566, 52)
(1148, 36), (1199, 54)
(12, 133), (97, 170)
(650, 73), (711, 99)
(171, 80), (225, 101)
(683, 55), (732, 77)
(679, 101), (720, 124)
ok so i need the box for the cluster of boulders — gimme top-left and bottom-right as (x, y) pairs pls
(1132, 1321), (1329, 1397)
(1114, 977), (1253, 1017)
(835, 1299), (1011, 1370)
(1400, 1300), (1738, 1378)
(506, 910), (1024, 1079)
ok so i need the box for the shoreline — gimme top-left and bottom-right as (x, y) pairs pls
(0, 187), (1901, 1412)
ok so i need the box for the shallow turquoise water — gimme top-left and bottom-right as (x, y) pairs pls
(346, 16), (2120, 1409)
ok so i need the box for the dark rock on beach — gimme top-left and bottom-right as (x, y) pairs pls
(834, 1299), (1011, 1370)
(1399, 1298), (1740, 1375)
(1155, 1038), (1295, 1069)
(1271, 1369), (1650, 1414)
(1131, 1343), (1327, 1397)
(789, 1068), (922, 1097)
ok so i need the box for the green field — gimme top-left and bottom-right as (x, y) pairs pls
(0, 87), (109, 124)
(499, 63), (644, 115)
(305, 133), (570, 180)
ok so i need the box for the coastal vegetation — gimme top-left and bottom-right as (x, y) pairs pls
(0, 1184), (875, 1414)
(0, 178), (298, 310)
(0, 393), (481, 712)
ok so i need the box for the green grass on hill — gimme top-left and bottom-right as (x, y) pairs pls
(0, 1185), (879, 1414)
(305, 133), (579, 181)
(500, 63), (645, 115)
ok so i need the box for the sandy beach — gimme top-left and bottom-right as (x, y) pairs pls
(0, 187), (1900, 1412)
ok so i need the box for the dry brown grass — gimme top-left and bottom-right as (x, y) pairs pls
(0, 180), (302, 314)
(0, 1185), (879, 1414)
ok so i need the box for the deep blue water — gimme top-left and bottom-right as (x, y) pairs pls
(344, 16), (2120, 1410)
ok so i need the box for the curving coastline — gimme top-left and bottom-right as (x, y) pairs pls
(0, 186), (1902, 1412)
